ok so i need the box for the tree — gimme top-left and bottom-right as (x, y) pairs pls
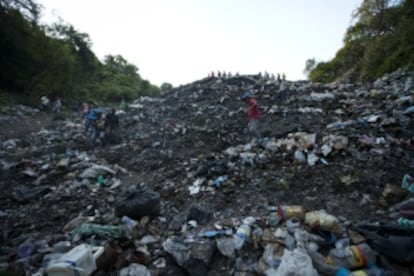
(303, 58), (316, 78)
(309, 0), (414, 83)
(0, 0), (40, 22)
(160, 82), (173, 94)
(0, 0), (160, 104)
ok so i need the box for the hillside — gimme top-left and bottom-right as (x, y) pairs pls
(1, 71), (414, 275)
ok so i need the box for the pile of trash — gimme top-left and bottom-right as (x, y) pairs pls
(0, 68), (414, 275)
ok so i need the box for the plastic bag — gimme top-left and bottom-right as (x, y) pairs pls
(119, 263), (151, 276)
(305, 210), (340, 233)
(259, 244), (283, 274)
(275, 249), (318, 276)
(294, 150), (306, 163)
(115, 187), (160, 219)
(80, 164), (116, 179)
(71, 223), (124, 239)
(402, 174), (414, 193)
(162, 237), (191, 266)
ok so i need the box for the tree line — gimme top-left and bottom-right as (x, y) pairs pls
(305, 0), (414, 83)
(0, 0), (161, 105)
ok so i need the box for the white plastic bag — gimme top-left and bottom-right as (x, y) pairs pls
(275, 249), (318, 276)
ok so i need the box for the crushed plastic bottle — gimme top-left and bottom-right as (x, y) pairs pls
(233, 224), (251, 250)
(327, 243), (375, 269)
(232, 217), (256, 250)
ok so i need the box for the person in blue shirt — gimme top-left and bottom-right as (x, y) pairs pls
(84, 102), (98, 136)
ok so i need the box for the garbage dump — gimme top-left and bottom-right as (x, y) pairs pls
(1, 70), (414, 275)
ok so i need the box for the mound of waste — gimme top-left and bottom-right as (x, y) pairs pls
(0, 69), (414, 275)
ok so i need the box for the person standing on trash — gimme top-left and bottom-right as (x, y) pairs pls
(40, 96), (50, 111)
(85, 102), (98, 136)
(105, 108), (119, 143)
(278, 76), (288, 102)
(81, 102), (89, 119)
(91, 111), (106, 147)
(241, 92), (261, 141)
(52, 97), (62, 113)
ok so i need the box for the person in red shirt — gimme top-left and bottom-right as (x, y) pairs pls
(241, 92), (261, 141)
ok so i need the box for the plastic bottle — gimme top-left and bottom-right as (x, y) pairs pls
(335, 266), (387, 276)
(233, 224), (251, 250)
(350, 267), (387, 276)
(327, 243), (375, 269)
(267, 212), (281, 227)
(277, 205), (305, 221)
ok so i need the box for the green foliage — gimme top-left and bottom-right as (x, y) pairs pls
(303, 58), (316, 77)
(0, 0), (159, 105)
(309, 0), (414, 83)
(0, 0), (40, 22)
(91, 55), (160, 101)
(160, 82), (173, 94)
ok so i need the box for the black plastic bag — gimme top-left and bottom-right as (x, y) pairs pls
(115, 187), (160, 219)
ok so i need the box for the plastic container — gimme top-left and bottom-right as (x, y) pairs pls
(46, 244), (104, 276)
(233, 224), (251, 250)
(327, 243), (375, 269)
(277, 205), (305, 221)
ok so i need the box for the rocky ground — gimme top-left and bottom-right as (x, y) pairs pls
(1, 70), (414, 275)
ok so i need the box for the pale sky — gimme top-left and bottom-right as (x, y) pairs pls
(37, 0), (362, 87)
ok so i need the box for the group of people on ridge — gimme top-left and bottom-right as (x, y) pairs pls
(39, 74), (288, 149)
